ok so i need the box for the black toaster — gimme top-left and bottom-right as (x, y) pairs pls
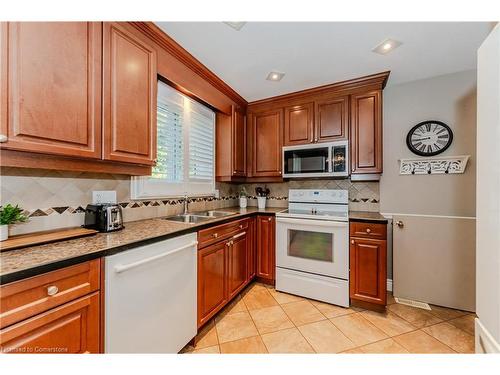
(84, 204), (124, 232)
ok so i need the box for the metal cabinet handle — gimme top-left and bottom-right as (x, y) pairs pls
(268, 217), (272, 222)
(47, 285), (59, 296)
(233, 232), (246, 240)
(239, 224), (243, 229)
(213, 233), (218, 238)
(366, 228), (371, 233)
(0, 134), (8, 143)
(351, 240), (355, 245)
(395, 220), (404, 228)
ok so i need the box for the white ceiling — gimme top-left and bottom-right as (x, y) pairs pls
(155, 22), (492, 102)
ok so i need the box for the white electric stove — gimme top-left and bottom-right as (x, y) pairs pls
(275, 189), (349, 307)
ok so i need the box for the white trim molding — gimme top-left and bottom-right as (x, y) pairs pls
(475, 318), (500, 353)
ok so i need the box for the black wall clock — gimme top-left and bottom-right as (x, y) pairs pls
(406, 120), (453, 157)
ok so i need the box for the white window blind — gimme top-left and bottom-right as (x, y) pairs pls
(131, 81), (215, 199)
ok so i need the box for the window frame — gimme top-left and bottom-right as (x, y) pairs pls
(131, 81), (216, 200)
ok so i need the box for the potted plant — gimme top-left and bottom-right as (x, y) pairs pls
(239, 186), (248, 208)
(255, 186), (270, 209)
(0, 204), (28, 241)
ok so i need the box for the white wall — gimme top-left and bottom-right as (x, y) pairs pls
(381, 70), (477, 217)
(476, 25), (500, 351)
(381, 70), (477, 282)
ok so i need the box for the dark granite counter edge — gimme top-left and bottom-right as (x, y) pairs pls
(0, 210), (278, 285)
(348, 212), (388, 224)
(349, 217), (388, 224)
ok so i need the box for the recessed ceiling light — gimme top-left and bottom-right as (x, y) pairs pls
(266, 71), (285, 82)
(223, 22), (247, 31)
(372, 38), (402, 55)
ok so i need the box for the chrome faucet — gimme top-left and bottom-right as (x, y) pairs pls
(182, 195), (189, 215)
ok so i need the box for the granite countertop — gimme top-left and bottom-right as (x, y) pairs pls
(349, 211), (388, 223)
(0, 206), (285, 284)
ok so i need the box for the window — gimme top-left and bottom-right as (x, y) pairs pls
(131, 81), (215, 199)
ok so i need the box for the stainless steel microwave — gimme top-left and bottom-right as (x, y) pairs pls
(282, 141), (349, 178)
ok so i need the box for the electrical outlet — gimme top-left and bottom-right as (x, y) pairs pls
(92, 191), (117, 204)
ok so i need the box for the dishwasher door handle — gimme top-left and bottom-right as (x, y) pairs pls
(114, 241), (198, 274)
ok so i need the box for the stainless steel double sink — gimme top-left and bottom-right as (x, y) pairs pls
(162, 210), (236, 224)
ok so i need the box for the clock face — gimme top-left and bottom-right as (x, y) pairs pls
(406, 121), (453, 156)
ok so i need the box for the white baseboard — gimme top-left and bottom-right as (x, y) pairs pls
(475, 318), (500, 353)
(387, 279), (393, 292)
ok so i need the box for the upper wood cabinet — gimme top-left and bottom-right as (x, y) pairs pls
(315, 95), (349, 142)
(102, 22), (157, 166)
(284, 102), (314, 146)
(256, 215), (276, 284)
(216, 105), (246, 181)
(250, 109), (283, 177)
(350, 90), (383, 175)
(0, 22), (102, 159)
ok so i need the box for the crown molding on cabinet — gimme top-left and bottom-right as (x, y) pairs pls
(130, 22), (248, 109)
(248, 71), (390, 108)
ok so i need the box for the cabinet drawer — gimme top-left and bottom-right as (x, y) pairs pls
(0, 292), (100, 354)
(350, 222), (387, 239)
(0, 260), (100, 329)
(198, 218), (249, 249)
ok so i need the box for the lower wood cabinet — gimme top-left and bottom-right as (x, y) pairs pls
(0, 293), (100, 354)
(349, 221), (387, 309)
(0, 260), (101, 354)
(197, 215), (273, 327)
(256, 215), (276, 284)
(197, 241), (228, 328)
(227, 230), (249, 300)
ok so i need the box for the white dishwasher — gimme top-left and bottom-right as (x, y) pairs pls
(105, 233), (197, 353)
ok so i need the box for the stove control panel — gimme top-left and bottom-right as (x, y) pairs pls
(288, 189), (348, 204)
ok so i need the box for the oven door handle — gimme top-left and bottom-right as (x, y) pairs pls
(276, 217), (348, 227)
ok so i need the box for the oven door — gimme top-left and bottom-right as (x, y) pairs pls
(276, 217), (348, 279)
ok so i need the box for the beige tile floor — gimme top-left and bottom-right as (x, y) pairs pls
(181, 282), (476, 354)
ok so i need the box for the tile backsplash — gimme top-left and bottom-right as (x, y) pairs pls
(0, 167), (378, 235)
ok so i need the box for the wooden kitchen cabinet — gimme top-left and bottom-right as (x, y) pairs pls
(247, 218), (257, 281)
(315, 95), (349, 142)
(0, 293), (100, 354)
(350, 90), (383, 175)
(249, 109), (283, 178)
(197, 241), (227, 327)
(227, 231), (249, 300)
(0, 260), (101, 354)
(256, 215), (276, 284)
(349, 222), (387, 309)
(102, 22), (157, 166)
(0, 22), (102, 159)
(284, 102), (314, 146)
(216, 105), (247, 181)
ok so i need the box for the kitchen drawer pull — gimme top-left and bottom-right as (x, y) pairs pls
(213, 233), (218, 238)
(366, 228), (371, 233)
(233, 232), (246, 240)
(47, 285), (59, 296)
(351, 240), (355, 245)
(239, 224), (243, 229)
(114, 241), (198, 274)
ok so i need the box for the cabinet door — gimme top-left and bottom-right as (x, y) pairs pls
(227, 232), (248, 299)
(256, 215), (276, 283)
(232, 106), (247, 176)
(103, 22), (157, 165)
(315, 95), (349, 142)
(197, 241), (227, 327)
(0, 22), (102, 158)
(247, 218), (256, 281)
(349, 237), (387, 305)
(350, 90), (382, 174)
(251, 109), (283, 177)
(0, 292), (99, 354)
(284, 102), (314, 146)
